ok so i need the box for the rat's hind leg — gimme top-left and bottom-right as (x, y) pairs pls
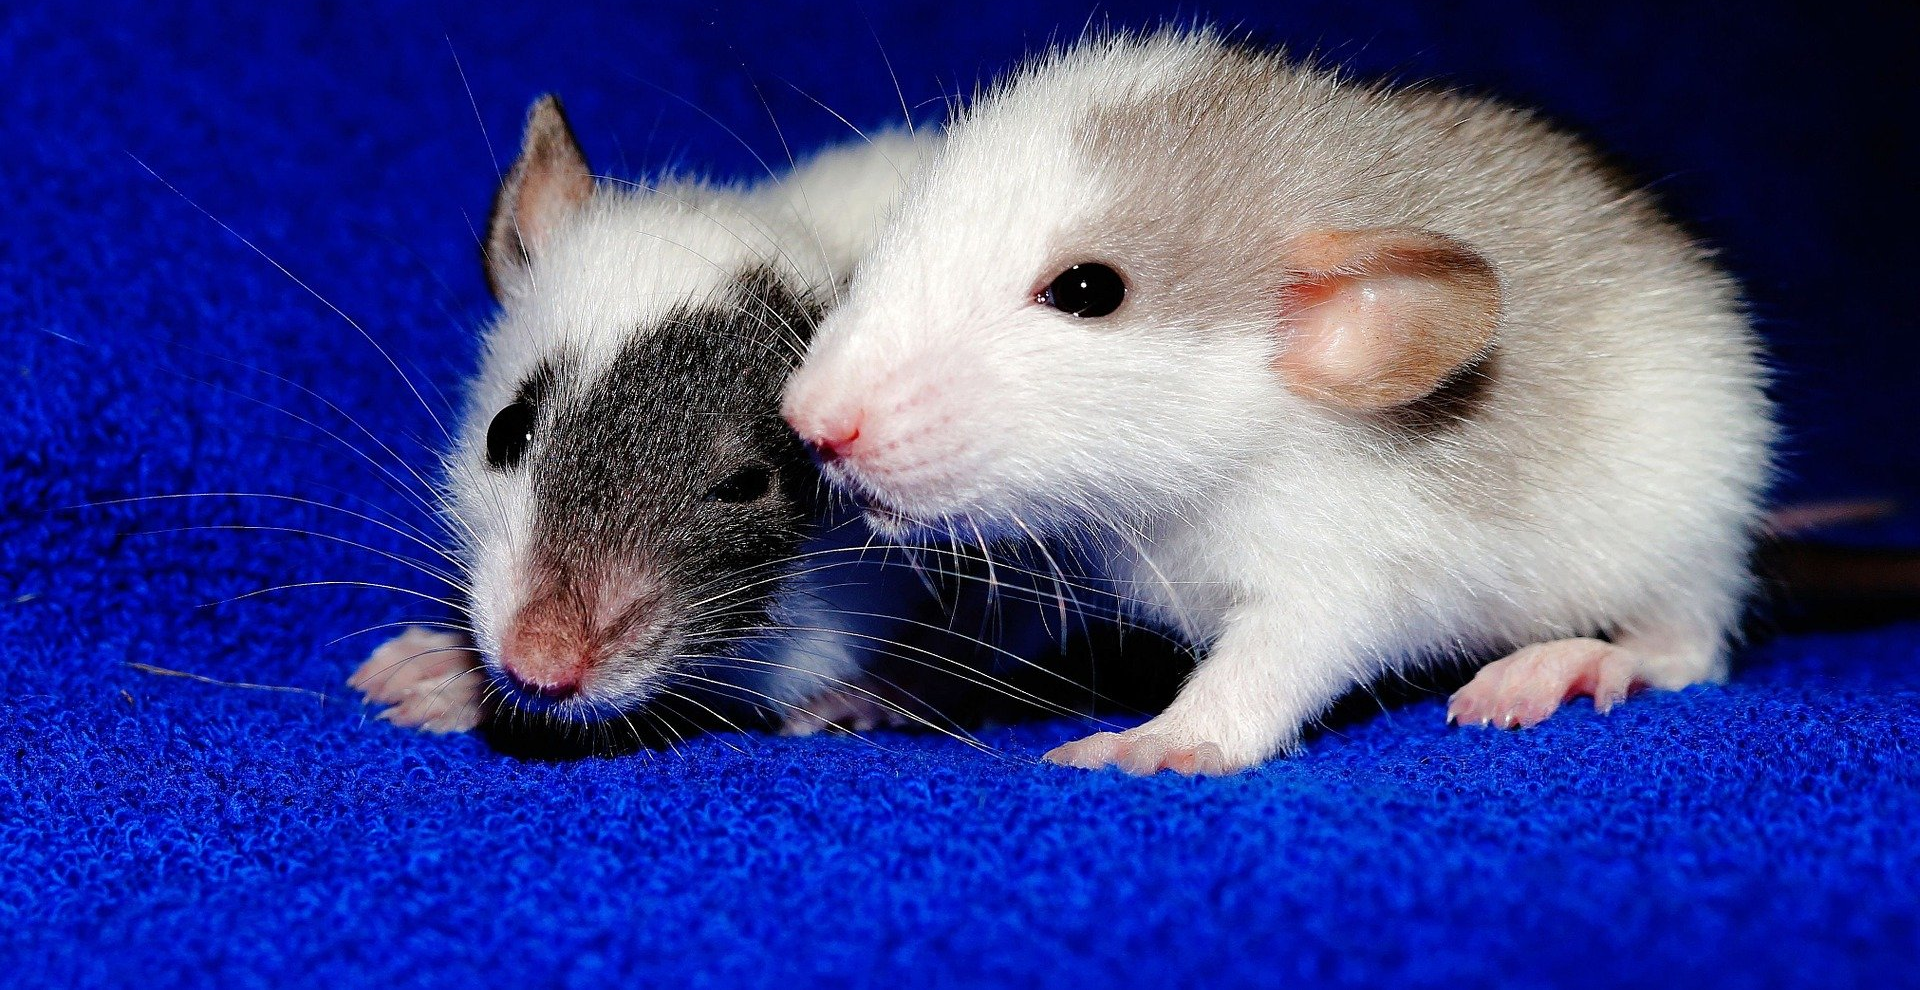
(1445, 638), (1635, 729)
(1447, 617), (1726, 730)
(349, 627), (488, 733)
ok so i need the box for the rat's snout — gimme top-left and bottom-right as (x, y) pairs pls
(785, 370), (866, 466)
(501, 666), (578, 701)
(496, 569), (665, 704)
(799, 419), (859, 466)
(498, 592), (594, 699)
(784, 341), (928, 480)
(784, 338), (986, 524)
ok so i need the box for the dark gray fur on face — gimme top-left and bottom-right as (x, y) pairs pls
(509, 269), (824, 686)
(355, 93), (938, 742)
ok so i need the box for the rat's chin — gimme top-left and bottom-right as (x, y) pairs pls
(832, 467), (1017, 543)
(851, 488), (958, 541)
(853, 482), (1049, 544)
(860, 500), (922, 538)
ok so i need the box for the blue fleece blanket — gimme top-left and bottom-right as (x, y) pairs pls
(3, 2), (1915, 987)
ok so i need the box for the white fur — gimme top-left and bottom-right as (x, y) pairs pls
(785, 32), (1775, 771)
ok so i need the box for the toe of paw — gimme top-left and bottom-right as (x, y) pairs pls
(1164, 743), (1234, 776)
(1042, 733), (1119, 769)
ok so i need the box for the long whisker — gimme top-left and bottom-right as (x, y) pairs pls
(665, 667), (900, 756)
(652, 689), (756, 752)
(746, 593), (1136, 719)
(348, 643), (475, 698)
(127, 154), (451, 441)
(125, 661), (336, 703)
(131, 524), (469, 592)
(721, 622), (1105, 725)
(409, 659), (489, 725)
(446, 34), (502, 179)
(60, 492), (462, 569)
(670, 678), (789, 727)
(677, 654), (1003, 757)
(615, 75), (785, 189)
(205, 579), (464, 611)
(776, 79), (908, 198)
(862, 12), (917, 137)
(152, 337), (461, 537)
(700, 539), (1178, 607)
(638, 701), (690, 761)
(739, 69), (844, 294)
(326, 618), (475, 649)
(1008, 517), (1101, 651)
(40, 323), (466, 555)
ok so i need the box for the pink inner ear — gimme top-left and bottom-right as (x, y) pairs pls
(1272, 229), (1501, 410)
(515, 164), (594, 255)
(1277, 277), (1341, 314)
(486, 96), (595, 300)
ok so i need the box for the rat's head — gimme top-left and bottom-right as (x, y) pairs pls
(784, 33), (1501, 539)
(447, 96), (822, 720)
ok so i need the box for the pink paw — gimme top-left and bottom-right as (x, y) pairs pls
(780, 685), (912, 736)
(1044, 729), (1239, 776)
(1448, 637), (1639, 730)
(348, 628), (488, 734)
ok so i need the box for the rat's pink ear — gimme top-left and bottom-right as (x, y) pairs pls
(485, 95), (594, 300)
(1271, 229), (1501, 409)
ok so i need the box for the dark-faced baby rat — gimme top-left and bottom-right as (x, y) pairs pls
(351, 96), (939, 735)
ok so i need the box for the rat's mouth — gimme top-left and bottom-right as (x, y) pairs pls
(848, 488), (932, 539)
(484, 628), (678, 721)
(861, 500), (915, 535)
(487, 665), (675, 727)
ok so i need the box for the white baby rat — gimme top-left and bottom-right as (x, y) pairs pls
(351, 95), (941, 736)
(783, 31), (1775, 774)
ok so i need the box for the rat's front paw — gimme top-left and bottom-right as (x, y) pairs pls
(349, 627), (488, 734)
(1044, 726), (1240, 776)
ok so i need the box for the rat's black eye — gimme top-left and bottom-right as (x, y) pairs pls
(1039, 263), (1126, 318)
(704, 465), (772, 503)
(485, 401), (535, 471)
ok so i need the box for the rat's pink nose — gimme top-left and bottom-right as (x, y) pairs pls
(499, 595), (595, 702)
(500, 665), (580, 701)
(797, 414), (863, 466)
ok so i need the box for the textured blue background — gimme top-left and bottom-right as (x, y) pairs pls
(3, 1), (1916, 987)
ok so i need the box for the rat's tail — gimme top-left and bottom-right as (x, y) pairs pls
(1757, 498), (1920, 632)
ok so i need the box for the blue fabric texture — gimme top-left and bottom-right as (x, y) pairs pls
(2, 2), (1915, 987)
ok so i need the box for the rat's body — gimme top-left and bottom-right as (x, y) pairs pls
(352, 97), (939, 734)
(784, 32), (1775, 773)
